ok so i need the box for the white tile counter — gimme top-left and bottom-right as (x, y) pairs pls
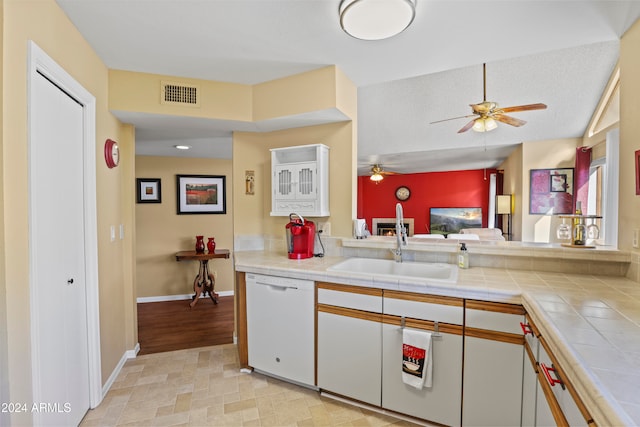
(235, 250), (640, 426)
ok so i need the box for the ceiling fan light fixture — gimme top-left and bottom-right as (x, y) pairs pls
(370, 172), (384, 182)
(339, 0), (416, 41)
(484, 117), (498, 131)
(472, 117), (497, 133)
(472, 119), (486, 132)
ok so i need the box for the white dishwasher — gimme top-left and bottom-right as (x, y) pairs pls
(246, 273), (315, 387)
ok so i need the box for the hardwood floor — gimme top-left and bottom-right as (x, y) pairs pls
(136, 296), (234, 355)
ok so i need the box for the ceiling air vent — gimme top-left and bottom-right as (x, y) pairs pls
(160, 81), (200, 107)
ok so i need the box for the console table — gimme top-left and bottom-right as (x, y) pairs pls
(175, 249), (230, 308)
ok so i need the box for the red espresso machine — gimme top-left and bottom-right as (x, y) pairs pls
(286, 213), (315, 259)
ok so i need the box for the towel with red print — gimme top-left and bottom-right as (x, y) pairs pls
(402, 343), (426, 377)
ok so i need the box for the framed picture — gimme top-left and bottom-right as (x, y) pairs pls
(136, 178), (161, 203)
(530, 168), (574, 215)
(429, 207), (482, 236)
(636, 149), (640, 196)
(176, 174), (226, 214)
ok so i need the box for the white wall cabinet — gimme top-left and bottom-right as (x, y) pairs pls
(317, 283), (382, 406)
(463, 301), (526, 427)
(381, 291), (463, 426)
(271, 144), (329, 216)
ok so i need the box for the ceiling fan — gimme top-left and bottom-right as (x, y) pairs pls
(369, 164), (398, 182)
(431, 63), (547, 133)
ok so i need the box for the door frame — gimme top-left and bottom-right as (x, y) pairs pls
(27, 41), (102, 411)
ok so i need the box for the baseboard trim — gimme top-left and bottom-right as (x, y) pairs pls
(126, 342), (140, 359)
(137, 290), (234, 303)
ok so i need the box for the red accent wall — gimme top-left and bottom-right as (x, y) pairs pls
(357, 169), (496, 235)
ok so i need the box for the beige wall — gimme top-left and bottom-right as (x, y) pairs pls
(620, 19), (640, 281)
(253, 66), (339, 121)
(521, 138), (580, 243)
(1, 0), (134, 423)
(501, 145), (523, 240)
(112, 65), (358, 296)
(499, 138), (580, 243)
(135, 156), (234, 297)
(110, 69), (253, 122)
(233, 121), (355, 244)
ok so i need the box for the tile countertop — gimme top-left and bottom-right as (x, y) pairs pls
(234, 251), (640, 426)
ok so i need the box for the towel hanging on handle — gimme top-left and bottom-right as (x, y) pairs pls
(402, 328), (433, 389)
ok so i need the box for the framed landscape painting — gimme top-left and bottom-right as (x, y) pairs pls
(529, 168), (574, 215)
(176, 174), (226, 214)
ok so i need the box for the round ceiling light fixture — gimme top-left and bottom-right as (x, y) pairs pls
(339, 0), (416, 41)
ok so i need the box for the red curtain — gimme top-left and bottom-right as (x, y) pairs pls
(574, 146), (592, 212)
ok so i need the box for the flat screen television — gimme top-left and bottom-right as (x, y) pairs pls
(430, 207), (482, 236)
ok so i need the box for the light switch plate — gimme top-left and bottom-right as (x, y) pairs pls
(633, 229), (639, 248)
(110, 225), (116, 242)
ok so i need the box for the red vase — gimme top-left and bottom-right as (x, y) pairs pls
(207, 237), (216, 253)
(195, 235), (205, 253)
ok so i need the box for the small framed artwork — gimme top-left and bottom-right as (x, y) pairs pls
(530, 168), (574, 215)
(636, 149), (640, 196)
(176, 174), (226, 215)
(136, 178), (161, 204)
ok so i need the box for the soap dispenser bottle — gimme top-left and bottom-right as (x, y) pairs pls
(458, 243), (469, 269)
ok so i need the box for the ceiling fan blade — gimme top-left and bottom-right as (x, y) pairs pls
(457, 119), (477, 133)
(494, 114), (527, 127)
(430, 114), (476, 124)
(499, 103), (547, 113)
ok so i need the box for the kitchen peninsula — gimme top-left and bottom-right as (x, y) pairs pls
(234, 239), (638, 426)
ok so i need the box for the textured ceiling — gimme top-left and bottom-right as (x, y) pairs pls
(56, 0), (640, 175)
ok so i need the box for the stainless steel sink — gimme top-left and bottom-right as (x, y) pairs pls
(327, 258), (458, 284)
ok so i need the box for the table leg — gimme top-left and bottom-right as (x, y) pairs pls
(190, 259), (218, 307)
(190, 260), (206, 308)
(202, 260), (218, 304)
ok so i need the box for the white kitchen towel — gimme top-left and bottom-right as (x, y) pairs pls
(402, 328), (433, 389)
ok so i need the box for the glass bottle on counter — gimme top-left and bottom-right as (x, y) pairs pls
(572, 201), (586, 245)
(457, 243), (469, 269)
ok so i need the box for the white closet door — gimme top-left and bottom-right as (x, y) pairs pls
(31, 71), (89, 426)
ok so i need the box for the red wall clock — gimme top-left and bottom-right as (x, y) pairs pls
(104, 138), (119, 168)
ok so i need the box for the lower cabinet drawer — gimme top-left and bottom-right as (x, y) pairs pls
(381, 323), (463, 426)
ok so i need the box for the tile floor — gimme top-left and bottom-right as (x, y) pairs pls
(80, 344), (421, 426)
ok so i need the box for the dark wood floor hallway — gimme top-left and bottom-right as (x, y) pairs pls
(136, 295), (234, 355)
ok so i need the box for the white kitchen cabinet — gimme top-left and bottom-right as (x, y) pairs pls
(270, 144), (329, 216)
(317, 283), (382, 406)
(381, 291), (463, 426)
(537, 338), (591, 427)
(522, 315), (594, 427)
(463, 300), (526, 427)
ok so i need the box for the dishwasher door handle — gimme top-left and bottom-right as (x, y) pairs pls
(255, 282), (299, 291)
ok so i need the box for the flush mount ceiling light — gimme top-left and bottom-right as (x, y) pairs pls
(339, 0), (416, 41)
(174, 145), (191, 150)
